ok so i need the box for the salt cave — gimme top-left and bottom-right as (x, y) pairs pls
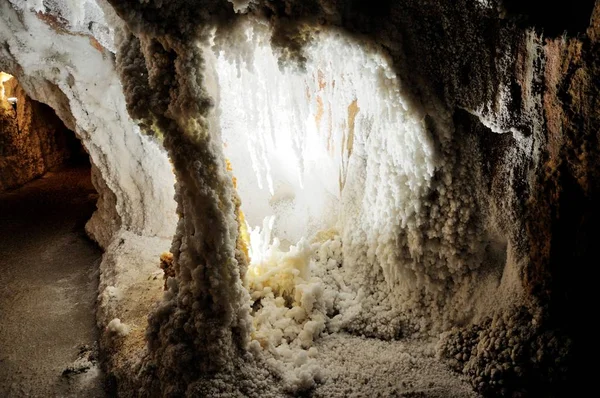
(1, 0), (598, 397)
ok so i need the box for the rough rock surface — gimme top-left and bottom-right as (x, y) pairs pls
(1, 0), (598, 396)
(95, 231), (171, 397)
(0, 0), (178, 248)
(0, 77), (79, 192)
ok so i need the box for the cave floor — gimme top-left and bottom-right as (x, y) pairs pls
(0, 167), (105, 397)
(312, 334), (477, 397)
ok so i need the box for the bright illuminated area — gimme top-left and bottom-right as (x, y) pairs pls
(0, 72), (13, 102)
(207, 25), (437, 388)
(215, 29), (435, 247)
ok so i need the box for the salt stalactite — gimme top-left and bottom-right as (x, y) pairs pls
(215, 22), (482, 341)
(227, 0), (255, 13)
(216, 24), (437, 266)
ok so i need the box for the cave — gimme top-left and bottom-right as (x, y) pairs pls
(0, 71), (103, 395)
(1, 1), (598, 397)
(1, 72), (90, 191)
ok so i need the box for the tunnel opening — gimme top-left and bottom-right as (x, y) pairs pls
(0, 72), (103, 396)
(1, 72), (92, 193)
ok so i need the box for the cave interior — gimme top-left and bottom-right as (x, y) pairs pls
(0, 0), (599, 397)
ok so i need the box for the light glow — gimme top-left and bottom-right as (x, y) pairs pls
(214, 25), (435, 285)
(1, 72), (14, 101)
(247, 216), (312, 298)
(209, 23), (436, 390)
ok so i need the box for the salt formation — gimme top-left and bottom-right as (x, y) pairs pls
(242, 214), (343, 390)
(103, 0), (538, 394)
(212, 25), (460, 388)
(214, 20), (495, 344)
(216, 25), (435, 250)
(2, 0), (592, 396)
(106, 318), (130, 337)
(104, 2), (265, 394)
(227, 0), (254, 13)
(0, 0), (177, 247)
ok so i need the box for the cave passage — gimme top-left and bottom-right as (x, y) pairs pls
(0, 167), (105, 397)
(1, 73), (91, 192)
(0, 73), (104, 396)
(0, 0), (594, 395)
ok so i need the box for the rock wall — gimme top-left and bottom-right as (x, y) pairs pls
(1, 0), (597, 396)
(0, 76), (79, 192)
(104, 0), (599, 395)
(0, 0), (178, 247)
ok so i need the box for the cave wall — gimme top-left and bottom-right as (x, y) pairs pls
(0, 77), (79, 192)
(0, 0), (596, 396)
(102, 0), (600, 395)
(0, 0), (178, 247)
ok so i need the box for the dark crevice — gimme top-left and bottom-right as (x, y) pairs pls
(502, 0), (596, 37)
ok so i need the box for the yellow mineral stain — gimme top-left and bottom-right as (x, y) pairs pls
(226, 159), (250, 261)
(347, 99), (359, 158)
(318, 70), (327, 90)
(315, 96), (324, 128)
(0, 72), (13, 100)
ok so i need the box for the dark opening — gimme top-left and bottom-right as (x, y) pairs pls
(502, 0), (596, 37)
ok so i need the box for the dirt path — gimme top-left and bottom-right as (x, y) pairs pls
(0, 168), (105, 397)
